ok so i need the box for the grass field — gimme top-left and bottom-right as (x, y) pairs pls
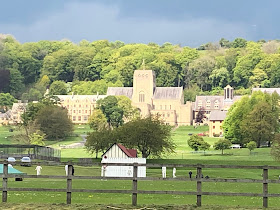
(1, 125), (280, 208)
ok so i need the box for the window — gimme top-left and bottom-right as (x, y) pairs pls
(73, 116), (76, 121)
(79, 110), (81, 113)
(78, 116), (81, 121)
(213, 126), (215, 129)
(213, 121), (215, 123)
(170, 105), (172, 110)
(85, 110), (87, 113)
(167, 113), (170, 117)
(163, 113), (165, 117)
(83, 116), (88, 121)
(214, 105), (219, 109)
(139, 91), (145, 102)
(73, 110), (75, 113)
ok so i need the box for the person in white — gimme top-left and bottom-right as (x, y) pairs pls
(35, 164), (42, 175)
(173, 167), (176, 178)
(8, 164), (13, 168)
(162, 166), (166, 178)
(65, 165), (68, 176)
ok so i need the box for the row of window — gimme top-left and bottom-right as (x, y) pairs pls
(66, 104), (93, 108)
(198, 100), (220, 104)
(198, 105), (219, 109)
(72, 116), (88, 121)
(212, 126), (222, 129)
(70, 110), (90, 114)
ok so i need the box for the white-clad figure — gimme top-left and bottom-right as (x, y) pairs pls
(65, 165), (68, 176)
(35, 164), (42, 175)
(173, 167), (176, 178)
(162, 166), (166, 178)
(8, 164), (13, 168)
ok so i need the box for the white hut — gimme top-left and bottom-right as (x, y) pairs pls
(101, 143), (146, 177)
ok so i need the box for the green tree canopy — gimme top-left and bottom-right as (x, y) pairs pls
(214, 139), (232, 155)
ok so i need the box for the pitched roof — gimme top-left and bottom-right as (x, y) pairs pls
(153, 87), (182, 99)
(209, 111), (227, 121)
(107, 87), (133, 99)
(117, 144), (137, 158)
(101, 143), (137, 158)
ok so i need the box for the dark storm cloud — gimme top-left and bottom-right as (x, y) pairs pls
(0, 0), (279, 46)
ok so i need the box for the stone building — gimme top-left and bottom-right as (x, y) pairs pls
(107, 70), (192, 126)
(193, 85), (241, 124)
(56, 94), (107, 124)
(208, 110), (227, 137)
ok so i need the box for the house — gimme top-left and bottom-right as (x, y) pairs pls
(107, 70), (193, 126)
(193, 85), (241, 124)
(101, 143), (146, 177)
(209, 110), (227, 137)
(10, 101), (28, 124)
(0, 110), (11, 125)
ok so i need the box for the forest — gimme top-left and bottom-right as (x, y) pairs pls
(1, 34), (280, 102)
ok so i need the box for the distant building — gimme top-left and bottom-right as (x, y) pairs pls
(56, 94), (107, 124)
(10, 101), (28, 124)
(0, 110), (11, 125)
(193, 85), (241, 124)
(209, 110), (227, 137)
(107, 70), (193, 126)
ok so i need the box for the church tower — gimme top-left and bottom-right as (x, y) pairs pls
(131, 70), (156, 116)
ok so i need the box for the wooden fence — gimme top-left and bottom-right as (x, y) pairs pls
(1, 161), (280, 208)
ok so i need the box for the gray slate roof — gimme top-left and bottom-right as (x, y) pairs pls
(153, 87), (182, 99)
(107, 87), (133, 99)
(209, 111), (227, 121)
(194, 95), (241, 111)
(56, 94), (107, 102)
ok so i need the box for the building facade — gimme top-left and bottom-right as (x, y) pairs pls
(107, 70), (193, 126)
(56, 94), (107, 124)
(208, 110), (227, 137)
(193, 85), (241, 124)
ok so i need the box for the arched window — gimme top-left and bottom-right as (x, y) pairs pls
(139, 91), (145, 102)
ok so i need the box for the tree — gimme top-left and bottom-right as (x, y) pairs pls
(117, 116), (175, 158)
(247, 141), (256, 155)
(271, 133), (280, 161)
(241, 101), (276, 147)
(85, 128), (115, 158)
(29, 131), (46, 146)
(35, 106), (73, 140)
(88, 109), (108, 131)
(195, 107), (206, 124)
(0, 69), (10, 92)
(0, 93), (16, 112)
(188, 134), (210, 153)
(97, 96), (124, 128)
(231, 38), (247, 48)
(116, 96), (140, 121)
(49, 81), (68, 95)
(214, 139), (231, 155)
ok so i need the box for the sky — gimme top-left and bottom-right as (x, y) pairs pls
(0, 0), (279, 47)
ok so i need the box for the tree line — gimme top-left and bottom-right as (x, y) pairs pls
(2, 34), (280, 104)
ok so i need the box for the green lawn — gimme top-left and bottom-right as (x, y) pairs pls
(1, 125), (280, 207)
(2, 164), (279, 207)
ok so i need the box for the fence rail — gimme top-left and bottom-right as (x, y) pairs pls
(1, 161), (280, 207)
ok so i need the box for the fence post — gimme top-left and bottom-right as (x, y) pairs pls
(132, 163), (138, 206)
(2, 161), (8, 202)
(196, 164), (202, 207)
(263, 166), (268, 208)
(66, 164), (73, 204)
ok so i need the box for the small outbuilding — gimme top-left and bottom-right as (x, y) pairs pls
(101, 143), (146, 178)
